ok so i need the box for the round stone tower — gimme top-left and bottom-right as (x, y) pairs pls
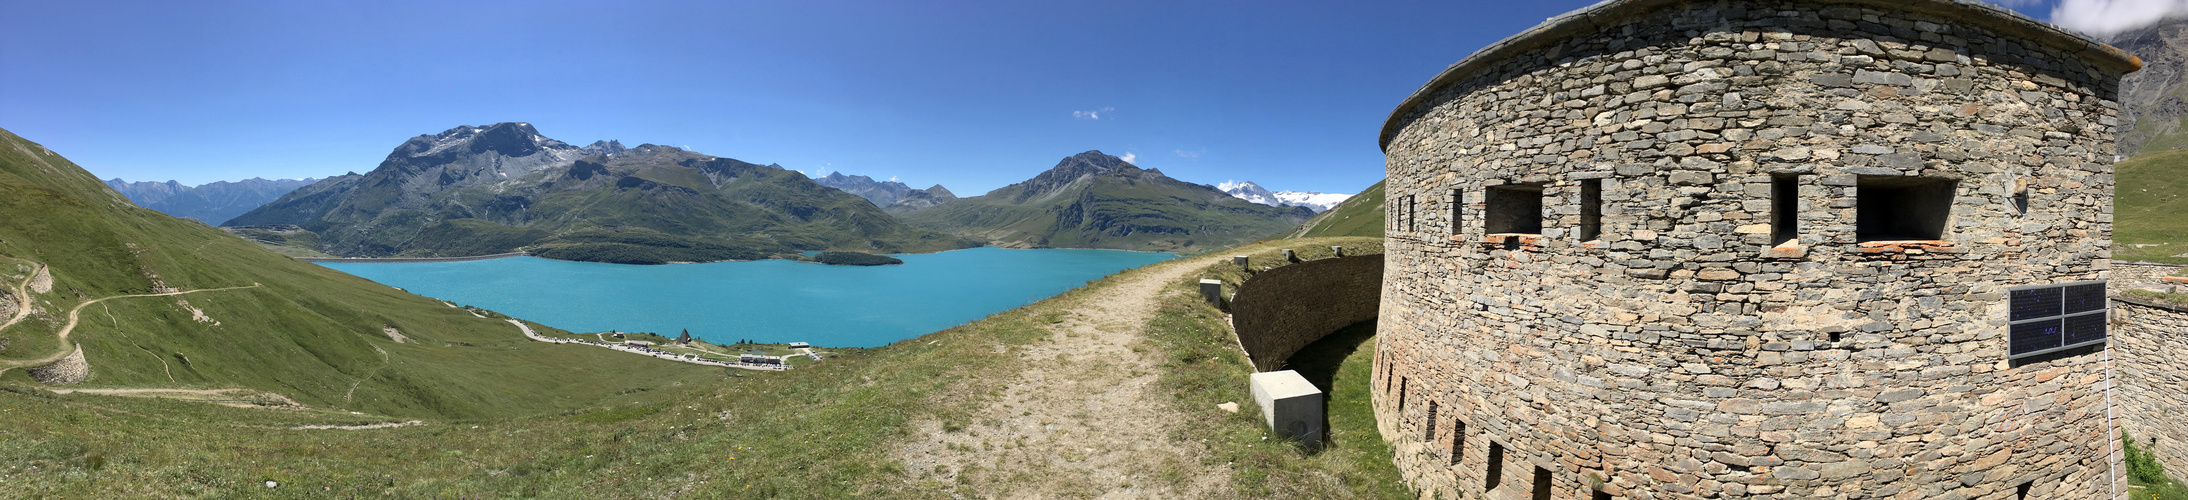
(1372, 1), (2139, 498)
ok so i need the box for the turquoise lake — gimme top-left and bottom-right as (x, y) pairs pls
(318, 247), (1175, 348)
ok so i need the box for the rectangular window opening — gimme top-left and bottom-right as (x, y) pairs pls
(2012, 177), (2030, 216)
(1451, 420), (1466, 465)
(1486, 442), (1505, 491)
(1408, 194), (1419, 233)
(1397, 377), (1408, 413)
(1532, 466), (1552, 500)
(1593, 489), (1613, 500)
(1450, 188), (1465, 235)
(1771, 174), (1799, 246)
(2016, 480), (2032, 499)
(1855, 176), (1957, 242)
(1485, 183), (1546, 235)
(1426, 401), (1439, 441)
(1579, 179), (1602, 241)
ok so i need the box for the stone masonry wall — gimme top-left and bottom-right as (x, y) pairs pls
(1373, 1), (2133, 499)
(1231, 255), (1385, 372)
(2112, 261), (2182, 289)
(2114, 297), (2188, 482)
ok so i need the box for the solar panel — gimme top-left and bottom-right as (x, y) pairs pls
(2010, 287), (2061, 321)
(2010, 319), (2063, 356)
(2063, 312), (2107, 346)
(2063, 283), (2107, 315)
(2008, 280), (2106, 359)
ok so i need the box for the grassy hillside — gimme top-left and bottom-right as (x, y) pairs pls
(0, 229), (1399, 497)
(0, 127), (716, 422)
(2116, 149), (2188, 264)
(1279, 179), (1384, 239)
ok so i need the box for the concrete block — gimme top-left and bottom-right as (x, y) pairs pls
(1282, 249), (1298, 262)
(1234, 255), (1250, 268)
(1331, 246), (1345, 257)
(1251, 370), (1324, 446)
(1199, 279), (1224, 307)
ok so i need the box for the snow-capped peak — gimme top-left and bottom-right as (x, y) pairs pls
(1220, 180), (1351, 213)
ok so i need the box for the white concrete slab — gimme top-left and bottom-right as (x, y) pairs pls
(1250, 370), (1325, 446)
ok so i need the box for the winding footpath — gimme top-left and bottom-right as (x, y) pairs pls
(0, 282), (261, 374)
(0, 264), (44, 332)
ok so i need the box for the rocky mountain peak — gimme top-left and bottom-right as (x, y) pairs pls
(582, 140), (628, 158)
(1011, 150), (1164, 198)
(391, 122), (574, 161)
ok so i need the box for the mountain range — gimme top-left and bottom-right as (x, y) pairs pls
(899, 150), (1312, 252)
(103, 177), (320, 225)
(810, 172), (957, 212)
(1217, 180), (1351, 213)
(225, 123), (976, 263)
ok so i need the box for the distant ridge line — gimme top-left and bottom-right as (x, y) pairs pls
(298, 252), (528, 263)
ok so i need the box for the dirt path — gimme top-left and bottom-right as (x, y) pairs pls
(0, 264), (44, 332)
(47, 387), (302, 408)
(894, 254), (1230, 497)
(291, 420), (425, 430)
(0, 283), (261, 372)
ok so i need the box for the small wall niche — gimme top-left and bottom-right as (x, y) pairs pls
(1450, 188), (1465, 235)
(1771, 174), (1799, 246)
(1579, 179), (1603, 241)
(1532, 466), (1552, 500)
(1856, 176), (1957, 242)
(1451, 419), (1466, 464)
(1485, 183), (1545, 235)
(1426, 401), (1439, 441)
(1486, 442), (1505, 490)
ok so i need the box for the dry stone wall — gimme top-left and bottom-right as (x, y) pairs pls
(2111, 261), (2182, 289)
(1373, 0), (2135, 498)
(1230, 255), (1384, 372)
(28, 345), (88, 385)
(2115, 297), (2188, 483)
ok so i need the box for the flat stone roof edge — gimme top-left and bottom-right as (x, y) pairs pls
(1378, 0), (2145, 152)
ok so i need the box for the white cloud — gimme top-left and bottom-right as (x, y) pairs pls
(1073, 106), (1115, 120)
(888, 175), (899, 182)
(1121, 152), (1137, 164)
(1174, 149), (1202, 159)
(2050, 0), (2188, 38)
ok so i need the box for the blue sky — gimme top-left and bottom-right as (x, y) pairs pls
(1, 0), (2080, 195)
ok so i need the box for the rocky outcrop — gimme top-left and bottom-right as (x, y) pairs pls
(28, 345), (88, 385)
(2113, 17), (2188, 156)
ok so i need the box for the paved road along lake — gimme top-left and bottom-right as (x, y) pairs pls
(318, 247), (1175, 347)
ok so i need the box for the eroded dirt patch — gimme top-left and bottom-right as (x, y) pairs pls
(893, 255), (1233, 498)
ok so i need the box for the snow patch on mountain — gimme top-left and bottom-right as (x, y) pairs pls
(1218, 180), (1350, 213)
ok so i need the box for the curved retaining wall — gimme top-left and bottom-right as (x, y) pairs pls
(2115, 296), (2188, 484)
(1374, 1), (2134, 498)
(1231, 255), (1384, 372)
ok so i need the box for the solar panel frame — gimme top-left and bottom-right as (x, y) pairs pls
(2006, 280), (2107, 359)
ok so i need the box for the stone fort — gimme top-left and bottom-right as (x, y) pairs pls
(1370, 0), (2139, 498)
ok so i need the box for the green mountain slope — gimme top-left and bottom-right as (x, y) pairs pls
(0, 126), (712, 419)
(2116, 149), (2188, 264)
(900, 151), (1311, 252)
(1280, 179), (1385, 239)
(228, 124), (974, 263)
